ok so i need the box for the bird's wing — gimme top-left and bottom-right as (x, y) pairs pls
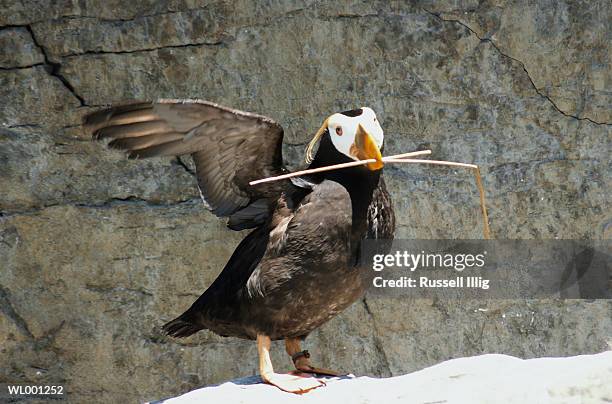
(84, 99), (285, 230)
(246, 180), (353, 297)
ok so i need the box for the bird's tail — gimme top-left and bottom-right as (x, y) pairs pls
(162, 314), (204, 338)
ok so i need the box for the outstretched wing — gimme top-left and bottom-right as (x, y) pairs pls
(84, 99), (286, 230)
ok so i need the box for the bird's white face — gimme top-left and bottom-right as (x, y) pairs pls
(305, 106), (385, 170)
(326, 107), (384, 161)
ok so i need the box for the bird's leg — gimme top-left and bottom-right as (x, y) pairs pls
(257, 334), (325, 394)
(284, 337), (344, 377)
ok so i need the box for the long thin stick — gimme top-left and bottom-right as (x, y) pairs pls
(383, 150), (433, 160)
(383, 158), (478, 169)
(473, 167), (491, 239)
(249, 150), (491, 239)
(248, 150), (432, 185)
(387, 159), (490, 239)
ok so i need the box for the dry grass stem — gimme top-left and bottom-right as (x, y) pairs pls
(248, 150), (432, 186)
(249, 149), (491, 239)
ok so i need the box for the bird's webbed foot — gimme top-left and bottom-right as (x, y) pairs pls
(285, 338), (346, 377)
(261, 371), (325, 393)
(257, 334), (325, 394)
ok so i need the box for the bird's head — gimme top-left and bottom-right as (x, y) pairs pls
(306, 107), (384, 171)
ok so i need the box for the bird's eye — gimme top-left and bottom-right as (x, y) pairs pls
(335, 126), (343, 136)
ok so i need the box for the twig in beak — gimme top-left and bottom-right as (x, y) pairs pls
(248, 150), (432, 186)
(382, 158), (477, 169)
(387, 158), (491, 239)
(473, 167), (491, 239)
(249, 150), (491, 239)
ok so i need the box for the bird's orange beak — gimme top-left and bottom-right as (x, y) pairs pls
(354, 124), (384, 170)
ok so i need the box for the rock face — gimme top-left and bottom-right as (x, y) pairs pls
(149, 351), (612, 404)
(0, 1), (610, 403)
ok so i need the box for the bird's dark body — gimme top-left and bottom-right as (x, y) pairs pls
(167, 133), (395, 340)
(84, 100), (395, 343)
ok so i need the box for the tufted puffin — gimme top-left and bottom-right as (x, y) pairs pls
(84, 100), (395, 393)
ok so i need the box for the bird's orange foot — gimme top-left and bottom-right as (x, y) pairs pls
(292, 350), (346, 377)
(262, 372), (325, 394)
(295, 364), (344, 377)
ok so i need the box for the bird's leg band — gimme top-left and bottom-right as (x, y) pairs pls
(291, 350), (311, 364)
(284, 338), (343, 377)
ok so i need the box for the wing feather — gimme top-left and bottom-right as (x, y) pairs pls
(108, 132), (184, 151)
(95, 120), (172, 140)
(85, 99), (285, 229)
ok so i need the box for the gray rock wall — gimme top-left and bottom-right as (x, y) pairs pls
(0, 1), (610, 402)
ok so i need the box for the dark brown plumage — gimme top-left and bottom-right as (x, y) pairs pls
(85, 99), (395, 393)
(85, 99), (285, 228)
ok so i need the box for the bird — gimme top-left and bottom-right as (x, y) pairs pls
(84, 99), (395, 393)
